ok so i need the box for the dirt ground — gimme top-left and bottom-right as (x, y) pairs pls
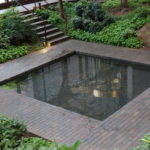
(109, 8), (133, 16)
(137, 23), (150, 50)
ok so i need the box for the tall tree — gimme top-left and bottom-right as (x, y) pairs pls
(121, 0), (128, 8)
(58, 0), (65, 19)
(58, 0), (68, 32)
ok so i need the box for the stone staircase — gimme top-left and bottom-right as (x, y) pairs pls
(21, 12), (70, 46)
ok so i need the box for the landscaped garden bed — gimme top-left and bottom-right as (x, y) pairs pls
(0, 8), (44, 64)
(0, 114), (80, 150)
(36, 0), (150, 48)
(0, 0), (150, 63)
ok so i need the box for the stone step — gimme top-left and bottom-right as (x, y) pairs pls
(20, 12), (70, 46)
(42, 31), (64, 41)
(35, 24), (53, 32)
(21, 12), (33, 18)
(31, 20), (48, 26)
(48, 35), (70, 45)
(37, 28), (59, 36)
(25, 16), (40, 22)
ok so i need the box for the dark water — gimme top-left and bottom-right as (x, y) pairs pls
(3, 54), (150, 120)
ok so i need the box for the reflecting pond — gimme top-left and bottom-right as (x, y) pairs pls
(2, 54), (150, 120)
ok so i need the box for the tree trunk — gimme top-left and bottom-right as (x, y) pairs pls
(58, 0), (65, 19)
(121, 0), (128, 8)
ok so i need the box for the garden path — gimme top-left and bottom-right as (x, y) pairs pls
(0, 40), (150, 150)
(0, 0), (75, 14)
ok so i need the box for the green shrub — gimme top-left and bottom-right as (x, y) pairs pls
(102, 15), (114, 26)
(72, 17), (83, 29)
(136, 7), (150, 18)
(88, 21), (102, 33)
(74, 0), (88, 8)
(68, 29), (97, 42)
(69, 6), (150, 48)
(96, 19), (143, 48)
(102, 0), (120, 9)
(0, 115), (80, 150)
(122, 28), (136, 38)
(0, 8), (37, 45)
(64, 2), (75, 16)
(75, 4), (86, 17)
(72, 2), (114, 33)
(0, 115), (26, 149)
(133, 133), (150, 150)
(14, 137), (80, 150)
(34, 1), (150, 48)
(48, 11), (64, 25)
(36, 8), (51, 19)
(49, 4), (58, 11)
(102, 0), (150, 9)
(0, 31), (10, 49)
(0, 45), (28, 63)
(68, 21), (143, 48)
(0, 81), (17, 90)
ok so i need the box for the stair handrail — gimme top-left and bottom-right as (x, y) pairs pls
(12, 0), (48, 46)
(44, 0), (49, 5)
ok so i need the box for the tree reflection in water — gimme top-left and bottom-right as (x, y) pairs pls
(5, 54), (150, 120)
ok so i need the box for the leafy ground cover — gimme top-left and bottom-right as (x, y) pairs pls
(134, 133), (150, 150)
(0, 41), (44, 64)
(0, 46), (28, 63)
(0, 8), (44, 64)
(0, 115), (80, 150)
(103, 0), (150, 9)
(36, 0), (150, 48)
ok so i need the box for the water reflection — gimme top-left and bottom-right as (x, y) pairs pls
(5, 55), (150, 120)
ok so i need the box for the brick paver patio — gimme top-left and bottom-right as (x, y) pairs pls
(0, 40), (150, 149)
(0, 87), (150, 150)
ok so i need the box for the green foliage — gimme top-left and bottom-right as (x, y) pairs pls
(96, 7), (150, 48)
(36, 8), (51, 19)
(0, 115), (26, 149)
(0, 45), (28, 63)
(0, 81), (17, 90)
(48, 11), (64, 25)
(0, 115), (80, 150)
(68, 29), (97, 42)
(0, 30), (10, 49)
(36, 8), (63, 25)
(68, 6), (150, 48)
(14, 138), (80, 150)
(0, 8), (36, 45)
(102, 0), (150, 9)
(72, 17), (83, 29)
(63, 2), (75, 17)
(95, 19), (142, 48)
(75, 4), (86, 17)
(72, 2), (114, 33)
(134, 133), (150, 150)
(35, 1), (150, 48)
(102, 0), (120, 9)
